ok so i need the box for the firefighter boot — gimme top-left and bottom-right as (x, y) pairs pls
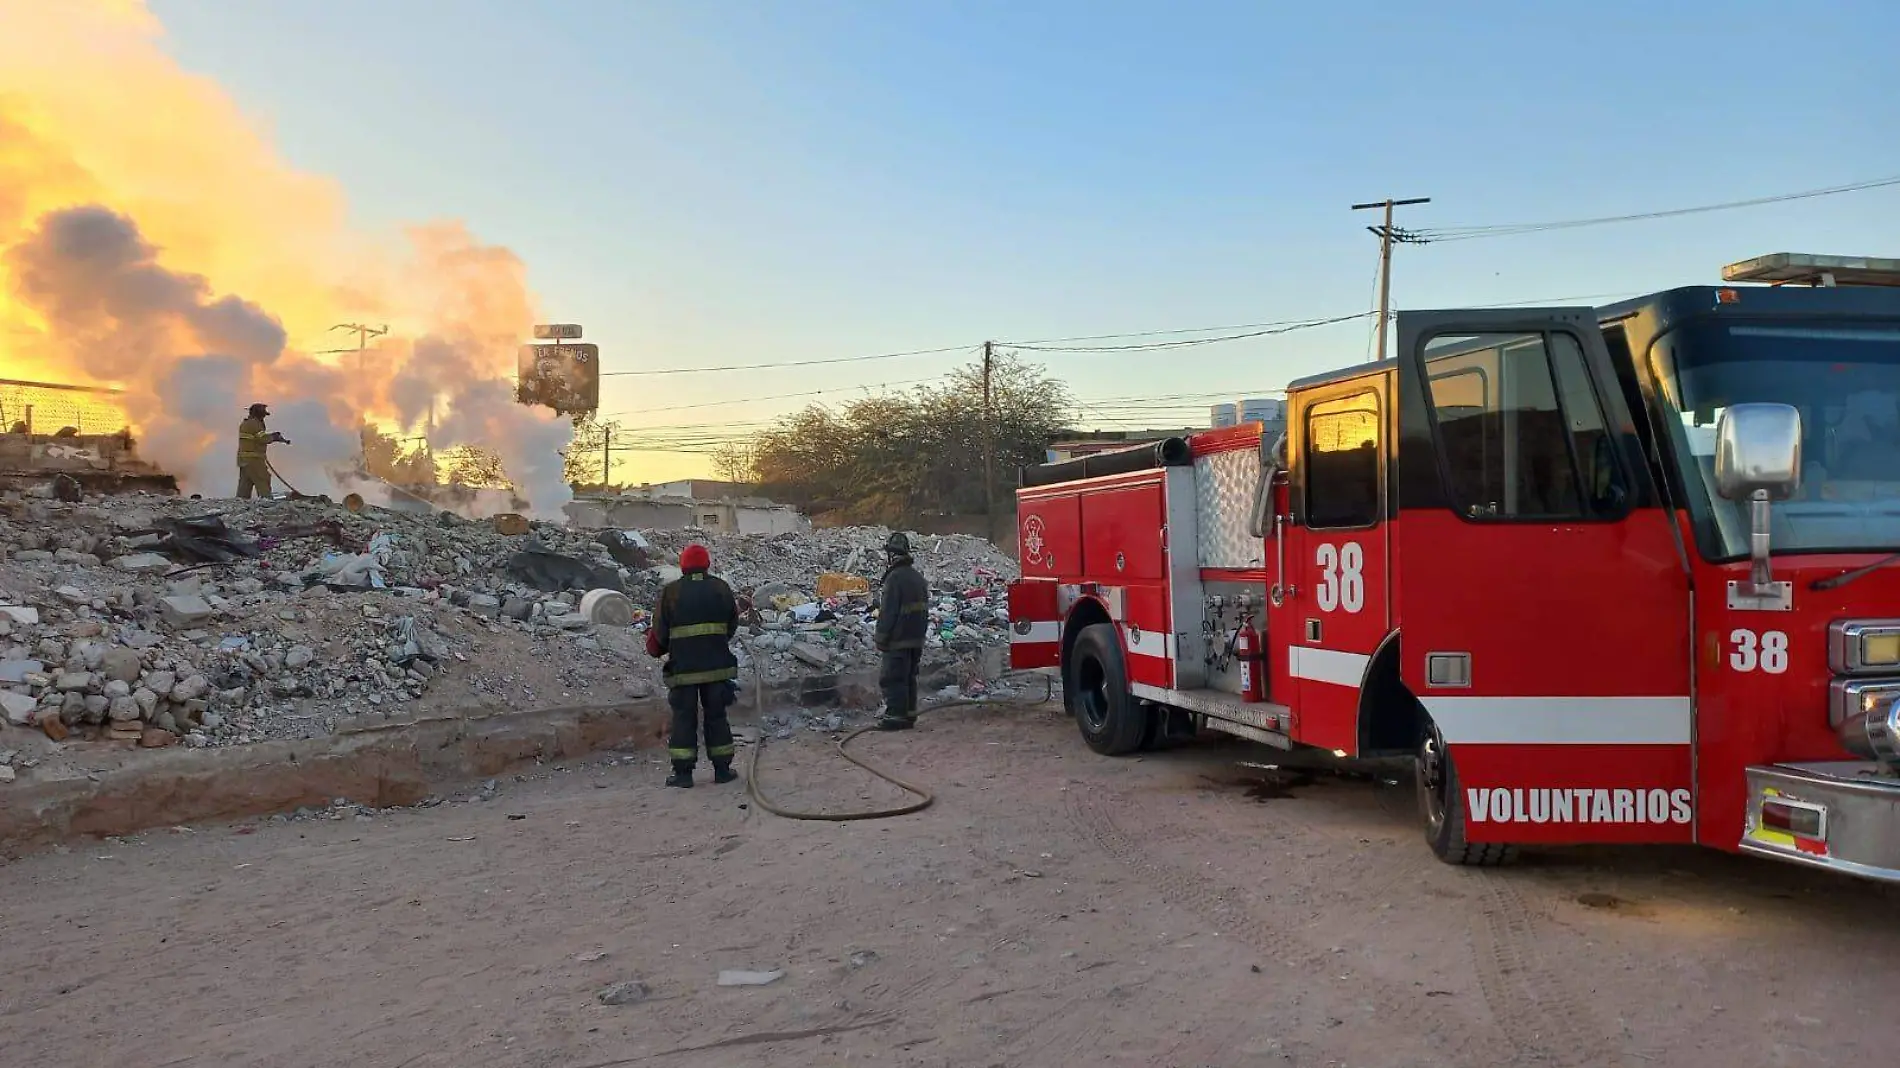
(712, 760), (738, 785)
(875, 712), (915, 731)
(665, 762), (694, 789)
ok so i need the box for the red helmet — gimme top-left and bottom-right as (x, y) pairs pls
(679, 543), (711, 572)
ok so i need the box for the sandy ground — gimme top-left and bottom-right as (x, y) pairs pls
(4, 700), (1900, 1068)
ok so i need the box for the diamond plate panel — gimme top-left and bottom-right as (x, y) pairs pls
(1195, 448), (1265, 569)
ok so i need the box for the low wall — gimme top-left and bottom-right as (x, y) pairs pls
(0, 699), (672, 857)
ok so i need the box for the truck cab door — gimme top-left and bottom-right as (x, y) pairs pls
(1283, 376), (1393, 753)
(1394, 310), (1693, 847)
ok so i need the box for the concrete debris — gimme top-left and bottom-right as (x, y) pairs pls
(112, 552), (174, 575)
(0, 492), (1019, 760)
(158, 595), (215, 628)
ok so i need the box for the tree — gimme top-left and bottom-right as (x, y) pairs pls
(440, 445), (512, 489)
(710, 441), (757, 484)
(562, 413), (614, 490)
(360, 425), (437, 486)
(748, 353), (1069, 525)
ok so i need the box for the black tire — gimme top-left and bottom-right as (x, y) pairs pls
(1417, 719), (1518, 866)
(1066, 623), (1147, 756)
(1136, 706), (1162, 751)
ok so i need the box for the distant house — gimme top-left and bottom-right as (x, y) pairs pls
(566, 482), (808, 535)
(645, 478), (754, 499)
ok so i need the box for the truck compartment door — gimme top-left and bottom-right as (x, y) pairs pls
(1394, 309), (1693, 845)
(1008, 579), (1061, 670)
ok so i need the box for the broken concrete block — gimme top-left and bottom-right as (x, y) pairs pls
(99, 646), (143, 683)
(0, 690), (38, 725)
(158, 594), (214, 627)
(55, 671), (95, 693)
(0, 606), (37, 626)
(788, 643), (832, 669)
(113, 552), (174, 575)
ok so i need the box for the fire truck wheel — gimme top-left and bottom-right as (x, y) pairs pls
(1067, 623), (1146, 756)
(1417, 721), (1518, 867)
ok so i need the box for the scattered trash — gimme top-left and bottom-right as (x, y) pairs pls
(597, 980), (651, 1005)
(577, 950), (609, 963)
(507, 538), (626, 593)
(717, 969), (786, 987)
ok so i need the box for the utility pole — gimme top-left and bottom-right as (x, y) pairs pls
(598, 420), (621, 489)
(329, 322), (389, 377)
(981, 341), (995, 533)
(1349, 197), (1430, 361)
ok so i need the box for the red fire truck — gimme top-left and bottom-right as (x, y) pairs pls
(1008, 253), (1900, 882)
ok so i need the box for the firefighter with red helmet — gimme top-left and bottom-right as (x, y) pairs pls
(646, 543), (741, 787)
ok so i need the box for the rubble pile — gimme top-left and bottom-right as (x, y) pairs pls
(0, 492), (1021, 767)
(630, 526), (1018, 689)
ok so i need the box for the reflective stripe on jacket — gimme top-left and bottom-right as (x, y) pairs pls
(653, 571), (739, 687)
(237, 417), (270, 460)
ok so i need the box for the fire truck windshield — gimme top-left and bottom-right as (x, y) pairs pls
(1653, 318), (1900, 559)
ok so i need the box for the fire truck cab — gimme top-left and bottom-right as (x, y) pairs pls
(1009, 253), (1900, 881)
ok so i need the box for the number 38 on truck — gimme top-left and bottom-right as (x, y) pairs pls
(1007, 253), (1900, 882)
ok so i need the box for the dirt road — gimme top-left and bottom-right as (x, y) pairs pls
(4, 701), (1898, 1068)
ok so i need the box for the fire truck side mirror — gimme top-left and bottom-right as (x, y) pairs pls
(1715, 403), (1803, 502)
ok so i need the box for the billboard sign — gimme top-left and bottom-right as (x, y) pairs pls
(533, 324), (584, 340)
(516, 343), (600, 414)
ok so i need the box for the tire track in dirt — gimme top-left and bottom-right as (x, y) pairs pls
(1064, 786), (1515, 1067)
(1469, 874), (1632, 1068)
(1114, 765), (1649, 1067)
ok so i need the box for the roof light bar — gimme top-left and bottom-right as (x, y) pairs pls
(1722, 253), (1900, 288)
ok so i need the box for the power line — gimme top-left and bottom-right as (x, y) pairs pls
(1004, 312), (1374, 353)
(599, 343), (978, 378)
(592, 289), (1645, 438)
(998, 314), (1379, 347)
(594, 375), (943, 418)
(588, 309), (1378, 379)
(1414, 173), (1900, 243)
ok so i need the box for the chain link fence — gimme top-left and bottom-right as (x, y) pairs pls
(0, 379), (130, 435)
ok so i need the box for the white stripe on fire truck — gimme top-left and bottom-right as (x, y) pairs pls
(1287, 646), (1369, 689)
(1122, 623), (1173, 660)
(1010, 621), (1060, 644)
(1423, 696), (1692, 746)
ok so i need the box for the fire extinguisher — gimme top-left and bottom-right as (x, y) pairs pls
(1234, 621), (1266, 703)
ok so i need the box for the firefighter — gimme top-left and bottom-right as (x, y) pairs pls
(236, 403), (289, 499)
(874, 531), (930, 731)
(647, 543), (741, 788)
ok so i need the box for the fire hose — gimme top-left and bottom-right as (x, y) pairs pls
(745, 674), (1057, 822)
(264, 455), (306, 498)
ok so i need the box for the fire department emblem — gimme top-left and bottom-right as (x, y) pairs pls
(1022, 515), (1047, 566)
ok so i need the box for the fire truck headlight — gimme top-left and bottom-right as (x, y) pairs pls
(1861, 632), (1900, 668)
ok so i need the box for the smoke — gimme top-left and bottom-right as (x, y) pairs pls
(0, 0), (574, 517)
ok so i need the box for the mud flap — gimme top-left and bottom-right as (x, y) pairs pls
(1008, 578), (1061, 670)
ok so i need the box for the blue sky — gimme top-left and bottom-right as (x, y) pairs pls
(149, 0), (1900, 479)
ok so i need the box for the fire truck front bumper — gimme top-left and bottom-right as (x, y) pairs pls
(1742, 762), (1900, 884)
